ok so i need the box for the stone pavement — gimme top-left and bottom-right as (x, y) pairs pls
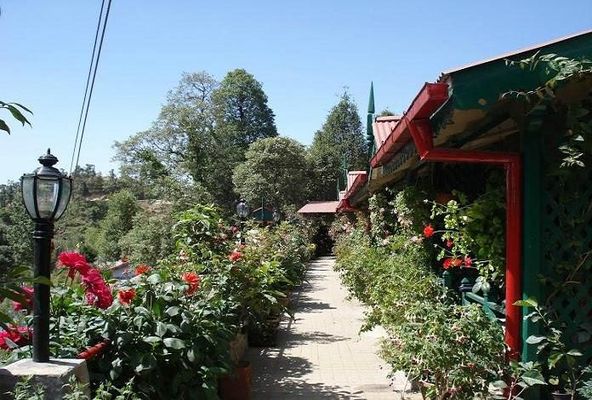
(247, 256), (421, 400)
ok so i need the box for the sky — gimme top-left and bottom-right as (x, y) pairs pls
(1, 0), (591, 183)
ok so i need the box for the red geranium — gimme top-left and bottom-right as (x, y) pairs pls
(464, 256), (473, 266)
(443, 258), (453, 269)
(58, 251), (91, 279)
(228, 250), (242, 262)
(117, 288), (136, 306)
(135, 264), (151, 275)
(182, 272), (201, 295)
(12, 286), (34, 312)
(423, 224), (435, 238)
(0, 326), (31, 350)
(81, 268), (113, 309)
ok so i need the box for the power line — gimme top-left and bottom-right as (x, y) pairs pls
(70, 0), (113, 174)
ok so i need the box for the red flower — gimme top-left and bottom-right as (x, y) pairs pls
(0, 326), (31, 350)
(446, 239), (454, 249)
(58, 251), (91, 279)
(452, 258), (462, 267)
(182, 272), (201, 295)
(135, 264), (151, 275)
(443, 258), (453, 269)
(81, 268), (113, 309)
(12, 286), (34, 312)
(117, 288), (136, 305)
(229, 250), (242, 262)
(423, 225), (435, 238)
(464, 256), (473, 266)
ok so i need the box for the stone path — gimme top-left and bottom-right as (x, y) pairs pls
(248, 256), (420, 399)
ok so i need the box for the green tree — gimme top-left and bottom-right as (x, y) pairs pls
(113, 71), (218, 189)
(233, 137), (309, 211)
(308, 91), (368, 200)
(119, 209), (175, 266)
(96, 190), (138, 261)
(209, 69), (279, 208)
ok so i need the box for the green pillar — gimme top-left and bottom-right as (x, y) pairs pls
(521, 107), (546, 363)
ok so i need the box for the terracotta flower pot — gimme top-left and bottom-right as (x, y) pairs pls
(219, 360), (252, 400)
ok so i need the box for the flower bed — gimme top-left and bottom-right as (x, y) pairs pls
(2, 204), (314, 398)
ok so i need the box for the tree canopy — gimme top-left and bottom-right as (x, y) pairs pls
(233, 137), (309, 211)
(308, 91), (367, 200)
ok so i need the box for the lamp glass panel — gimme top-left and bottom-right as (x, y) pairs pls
(35, 178), (59, 219)
(54, 179), (71, 220)
(21, 176), (37, 218)
(237, 203), (249, 218)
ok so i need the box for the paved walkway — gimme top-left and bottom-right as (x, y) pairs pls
(248, 256), (420, 399)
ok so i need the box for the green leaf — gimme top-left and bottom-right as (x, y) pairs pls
(514, 298), (538, 308)
(163, 338), (185, 350)
(165, 306), (180, 316)
(566, 349), (582, 357)
(0, 120), (10, 134)
(525, 335), (546, 344)
(549, 351), (564, 368)
(143, 336), (161, 344)
(522, 370), (546, 386)
(156, 322), (167, 337)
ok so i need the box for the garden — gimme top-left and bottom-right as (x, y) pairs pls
(0, 204), (315, 399)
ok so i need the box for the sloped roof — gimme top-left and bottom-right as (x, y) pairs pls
(372, 116), (400, 148)
(297, 201), (339, 214)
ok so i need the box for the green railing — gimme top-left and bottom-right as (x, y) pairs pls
(442, 272), (505, 323)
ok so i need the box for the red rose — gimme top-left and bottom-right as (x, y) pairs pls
(229, 250), (242, 262)
(117, 288), (136, 306)
(423, 225), (435, 238)
(135, 264), (151, 275)
(182, 272), (201, 295)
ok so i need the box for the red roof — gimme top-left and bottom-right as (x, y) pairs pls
(297, 201), (339, 214)
(372, 116), (400, 148)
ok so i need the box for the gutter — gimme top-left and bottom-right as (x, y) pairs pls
(375, 83), (523, 358)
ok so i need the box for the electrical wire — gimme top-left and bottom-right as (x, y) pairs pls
(69, 0), (113, 174)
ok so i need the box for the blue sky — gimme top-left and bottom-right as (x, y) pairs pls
(1, 0), (590, 182)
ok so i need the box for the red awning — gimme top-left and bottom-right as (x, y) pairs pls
(297, 201), (339, 214)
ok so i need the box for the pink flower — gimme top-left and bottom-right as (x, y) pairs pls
(12, 286), (34, 312)
(464, 256), (473, 266)
(423, 225), (435, 238)
(229, 250), (242, 262)
(58, 251), (91, 279)
(446, 239), (454, 248)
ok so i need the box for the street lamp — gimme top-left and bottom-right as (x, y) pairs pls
(272, 208), (280, 224)
(236, 199), (249, 219)
(235, 199), (249, 244)
(21, 149), (72, 362)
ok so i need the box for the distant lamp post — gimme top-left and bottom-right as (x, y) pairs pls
(21, 149), (72, 362)
(235, 199), (249, 244)
(272, 208), (281, 224)
(236, 199), (249, 219)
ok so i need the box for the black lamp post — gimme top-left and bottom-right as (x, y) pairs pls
(235, 199), (249, 244)
(21, 149), (72, 362)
